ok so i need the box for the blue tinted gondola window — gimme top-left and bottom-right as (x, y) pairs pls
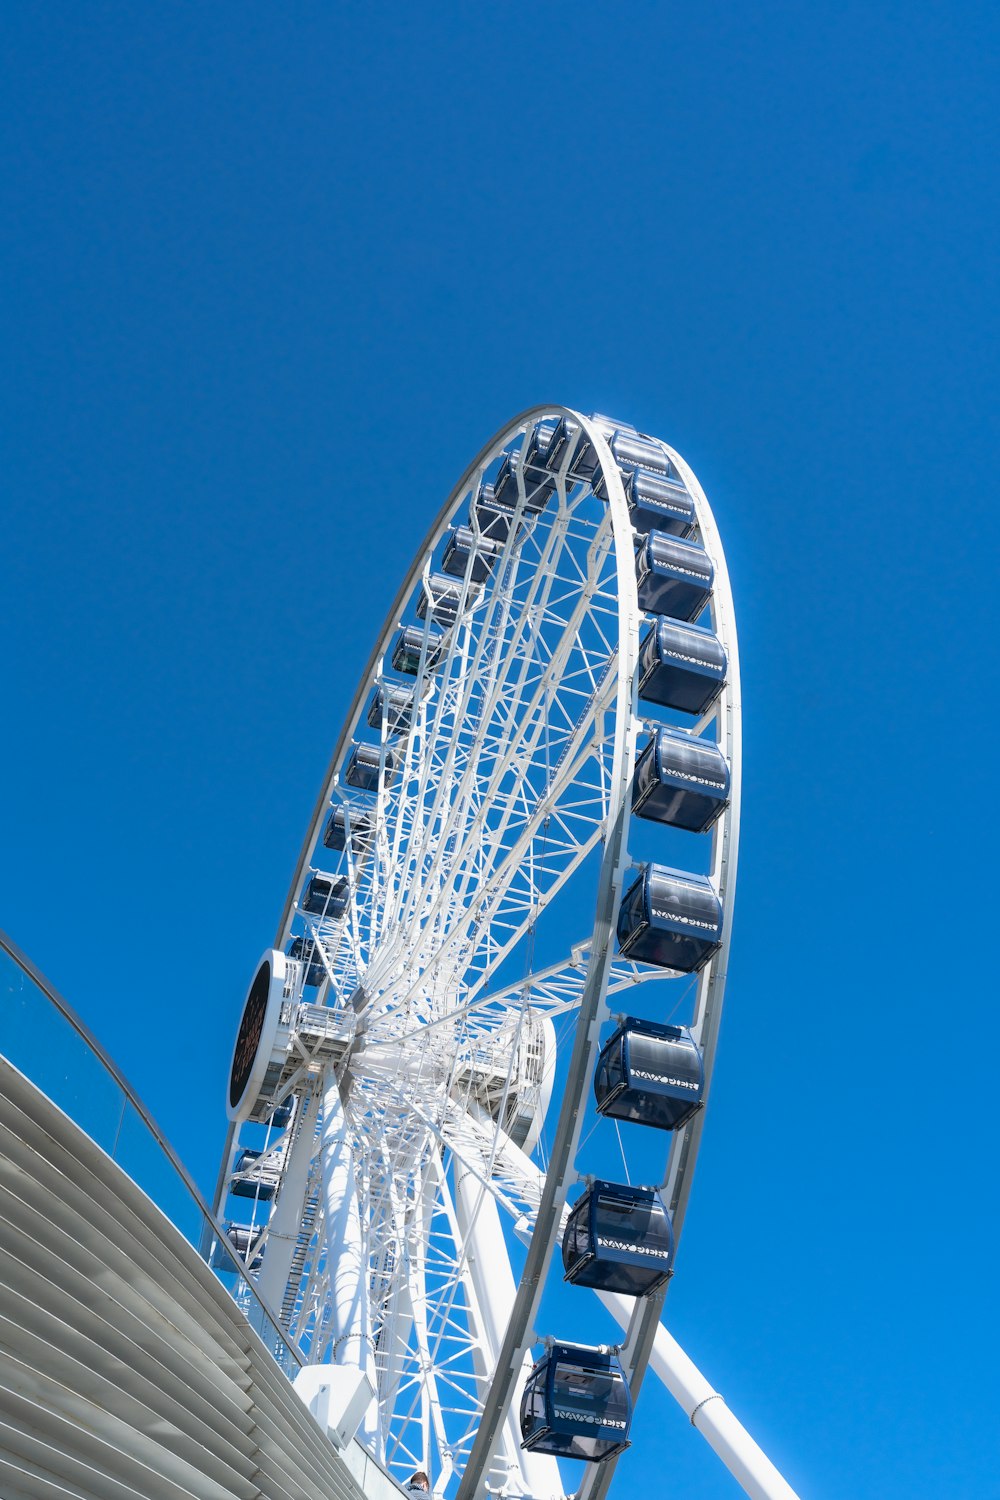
(555, 1361), (621, 1422)
(492, 450), (556, 512)
(638, 618), (727, 716)
(593, 1034), (624, 1102)
(632, 728), (730, 834)
(594, 1018), (705, 1132)
(520, 1345), (632, 1462)
(287, 936), (325, 986)
(392, 625), (442, 675)
(442, 525), (503, 583)
(266, 1098), (293, 1130)
(416, 572), (481, 625)
(366, 684), (414, 733)
(562, 1181), (674, 1295)
(616, 863), (722, 973)
(620, 875), (646, 938)
(470, 481), (515, 544)
(219, 1224), (263, 1271)
(343, 742), (393, 792)
(563, 1203), (590, 1267)
(610, 430), (670, 476)
(231, 1148), (275, 1201)
(617, 468), (697, 537)
(543, 417), (583, 478)
(301, 873), (349, 919)
(525, 421), (556, 469)
(636, 531), (714, 621)
(593, 1190), (671, 1259)
(323, 806), (374, 854)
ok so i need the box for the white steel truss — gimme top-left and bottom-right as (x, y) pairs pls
(216, 408), (796, 1500)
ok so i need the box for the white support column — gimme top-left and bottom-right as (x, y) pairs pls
(453, 1164), (562, 1500)
(598, 1293), (800, 1500)
(319, 1072), (380, 1453)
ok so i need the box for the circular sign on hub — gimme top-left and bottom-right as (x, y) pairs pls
(227, 950), (294, 1123)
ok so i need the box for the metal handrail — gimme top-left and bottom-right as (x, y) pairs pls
(0, 925), (302, 1369)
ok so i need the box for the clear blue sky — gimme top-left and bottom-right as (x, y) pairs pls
(3, 5), (998, 1496)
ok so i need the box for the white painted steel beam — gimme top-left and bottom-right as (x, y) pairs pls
(452, 1163), (561, 1500)
(598, 1291), (800, 1500)
(319, 1074), (380, 1454)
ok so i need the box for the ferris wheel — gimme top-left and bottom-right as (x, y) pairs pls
(216, 408), (796, 1500)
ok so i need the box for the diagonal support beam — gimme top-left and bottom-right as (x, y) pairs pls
(593, 1291), (801, 1500)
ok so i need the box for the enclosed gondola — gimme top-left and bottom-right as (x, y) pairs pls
(594, 1018), (704, 1132)
(492, 446), (557, 513)
(625, 467), (696, 537)
(322, 805), (374, 855)
(343, 741), (394, 792)
(590, 429), (673, 491)
(544, 415), (588, 480)
(215, 1223), (263, 1272)
(442, 525), (504, 582)
(416, 572), (481, 625)
(636, 530), (714, 621)
(524, 421), (556, 472)
(617, 863), (722, 971)
(301, 873), (349, 920)
(520, 1343), (632, 1462)
(607, 429), (671, 475)
(545, 414), (636, 483)
(632, 727), (730, 833)
(592, 458), (697, 536)
(231, 1149), (275, 1200)
(266, 1098), (293, 1130)
(366, 683), (414, 734)
(562, 1181), (674, 1295)
(637, 617), (727, 716)
(287, 935), (325, 987)
(469, 480), (514, 544)
(392, 624), (442, 676)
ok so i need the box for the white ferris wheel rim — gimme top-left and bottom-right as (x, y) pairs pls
(218, 406), (742, 1499)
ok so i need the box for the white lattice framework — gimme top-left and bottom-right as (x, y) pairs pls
(217, 407), (765, 1500)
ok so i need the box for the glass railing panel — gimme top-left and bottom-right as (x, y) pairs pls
(242, 1293), (302, 1381)
(113, 1098), (208, 1249)
(0, 933), (303, 1381)
(0, 945), (126, 1148)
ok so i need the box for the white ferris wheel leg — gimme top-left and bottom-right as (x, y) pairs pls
(452, 1164), (562, 1500)
(598, 1291), (800, 1500)
(319, 1072), (380, 1454)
